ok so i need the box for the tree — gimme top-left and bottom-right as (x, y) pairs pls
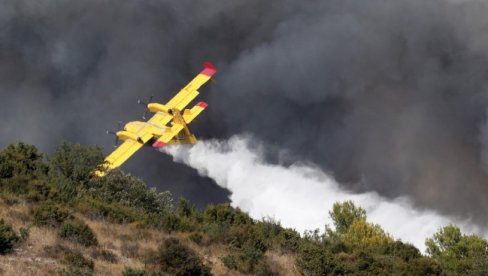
(426, 224), (488, 274)
(0, 142), (46, 179)
(85, 170), (173, 215)
(329, 201), (366, 235)
(343, 219), (393, 249)
(48, 140), (104, 184)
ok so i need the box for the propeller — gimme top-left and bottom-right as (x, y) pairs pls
(106, 121), (123, 147)
(137, 95), (153, 120)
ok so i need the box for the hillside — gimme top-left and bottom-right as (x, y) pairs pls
(0, 141), (487, 275)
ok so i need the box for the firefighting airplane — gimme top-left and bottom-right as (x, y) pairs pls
(93, 62), (217, 177)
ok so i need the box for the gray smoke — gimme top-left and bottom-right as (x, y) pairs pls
(1, 0), (488, 223)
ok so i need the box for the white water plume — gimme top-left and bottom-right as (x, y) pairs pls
(162, 136), (487, 253)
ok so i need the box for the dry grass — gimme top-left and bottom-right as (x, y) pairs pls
(0, 201), (298, 275)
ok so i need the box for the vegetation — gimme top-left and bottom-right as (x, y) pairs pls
(0, 140), (487, 275)
(0, 219), (19, 254)
(58, 220), (98, 247)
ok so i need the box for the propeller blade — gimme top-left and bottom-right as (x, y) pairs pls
(107, 121), (123, 147)
(139, 95), (153, 120)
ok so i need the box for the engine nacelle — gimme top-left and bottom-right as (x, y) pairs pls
(116, 131), (143, 143)
(148, 103), (172, 114)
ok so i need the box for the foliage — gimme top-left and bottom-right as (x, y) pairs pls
(83, 170), (173, 215)
(189, 232), (204, 245)
(329, 200), (366, 235)
(296, 241), (337, 275)
(0, 142), (46, 179)
(122, 267), (148, 276)
(426, 224), (488, 274)
(1, 141), (487, 275)
(58, 221), (98, 247)
(61, 250), (94, 274)
(157, 238), (211, 276)
(76, 196), (143, 223)
(0, 219), (19, 254)
(19, 227), (29, 242)
(48, 140), (104, 185)
(203, 203), (252, 226)
(221, 255), (238, 270)
(31, 201), (72, 227)
(343, 218), (394, 250)
(404, 257), (443, 275)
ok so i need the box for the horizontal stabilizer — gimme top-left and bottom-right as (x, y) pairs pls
(183, 101), (208, 124)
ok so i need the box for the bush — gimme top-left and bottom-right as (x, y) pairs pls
(32, 202), (72, 227)
(48, 141), (104, 185)
(61, 250), (94, 273)
(221, 255), (238, 270)
(0, 219), (19, 254)
(83, 171), (173, 215)
(189, 232), (204, 245)
(203, 204), (252, 226)
(0, 142), (46, 179)
(58, 221), (98, 247)
(76, 196), (143, 223)
(296, 241), (338, 275)
(91, 249), (118, 263)
(122, 267), (148, 276)
(405, 257), (443, 275)
(158, 238), (211, 275)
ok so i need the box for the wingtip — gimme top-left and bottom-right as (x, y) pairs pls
(202, 62), (217, 77)
(196, 101), (208, 109)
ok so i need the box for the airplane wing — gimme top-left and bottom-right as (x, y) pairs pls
(94, 122), (160, 177)
(165, 62), (217, 110)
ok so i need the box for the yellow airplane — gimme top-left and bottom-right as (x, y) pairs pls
(93, 62), (217, 177)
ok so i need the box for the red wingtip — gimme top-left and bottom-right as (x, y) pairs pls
(152, 141), (167, 149)
(196, 101), (208, 108)
(201, 62), (217, 77)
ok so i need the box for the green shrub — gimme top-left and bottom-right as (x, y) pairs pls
(405, 257), (443, 275)
(203, 204), (252, 226)
(221, 255), (238, 270)
(48, 141), (104, 185)
(0, 142), (46, 179)
(158, 238), (211, 276)
(91, 249), (118, 263)
(0, 219), (19, 254)
(278, 228), (301, 253)
(32, 202), (72, 227)
(83, 170), (173, 215)
(122, 267), (148, 276)
(189, 232), (204, 245)
(58, 221), (98, 247)
(19, 227), (29, 242)
(61, 250), (94, 273)
(296, 241), (337, 275)
(76, 196), (143, 224)
(386, 240), (421, 262)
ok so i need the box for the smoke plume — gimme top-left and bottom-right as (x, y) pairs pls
(164, 136), (487, 252)
(1, 1), (488, 224)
